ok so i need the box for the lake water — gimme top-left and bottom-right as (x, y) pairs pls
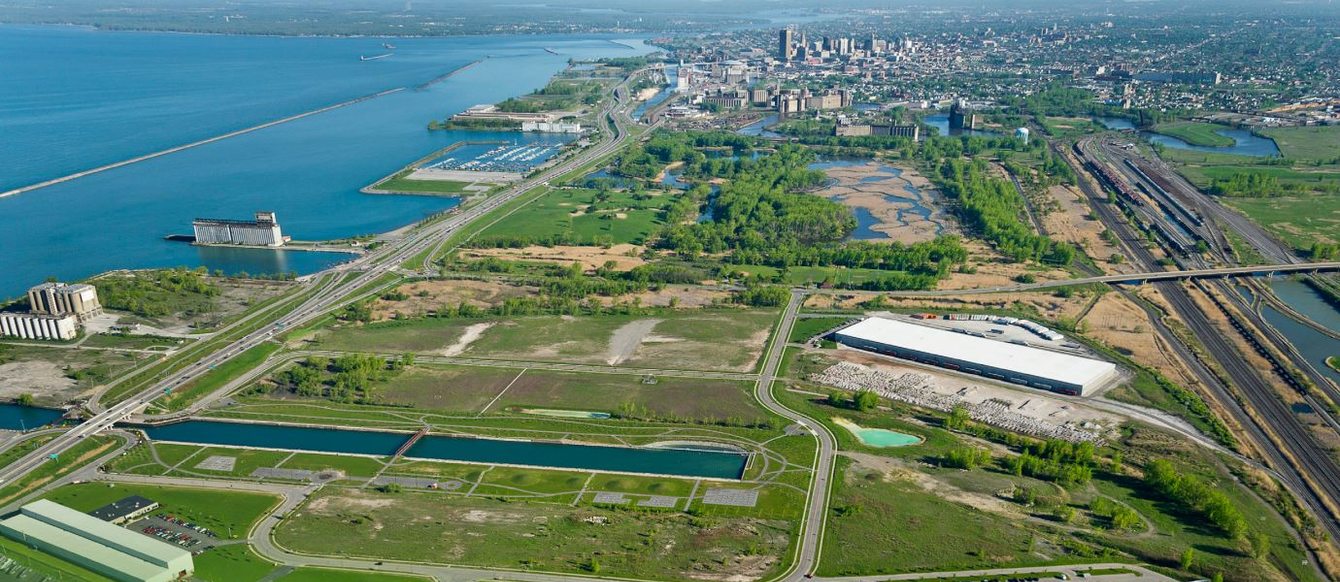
(737, 114), (782, 138)
(1145, 128), (1280, 157)
(0, 405), (65, 431)
(140, 420), (747, 479)
(833, 418), (920, 447)
(0, 25), (648, 299)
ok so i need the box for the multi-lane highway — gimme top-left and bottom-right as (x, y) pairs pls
(0, 70), (651, 487)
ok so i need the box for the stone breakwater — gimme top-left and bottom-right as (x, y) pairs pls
(809, 361), (1108, 443)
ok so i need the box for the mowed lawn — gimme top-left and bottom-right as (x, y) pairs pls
(1152, 121), (1235, 147)
(474, 186), (679, 245)
(496, 370), (765, 422)
(275, 488), (792, 580)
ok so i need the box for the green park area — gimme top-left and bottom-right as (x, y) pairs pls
(1152, 121), (1235, 147)
(371, 173), (474, 195)
(1160, 125), (1340, 254)
(473, 185), (678, 246)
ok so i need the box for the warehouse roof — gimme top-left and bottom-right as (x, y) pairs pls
(835, 317), (1117, 388)
(18, 499), (188, 566)
(0, 514), (166, 581)
(90, 495), (158, 522)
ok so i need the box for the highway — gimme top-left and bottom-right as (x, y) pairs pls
(0, 69), (651, 488)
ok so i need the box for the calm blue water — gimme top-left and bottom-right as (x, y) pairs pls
(0, 405), (65, 431)
(1096, 117), (1137, 130)
(0, 25), (648, 299)
(849, 208), (890, 240)
(1265, 279), (1340, 384)
(141, 420), (747, 479)
(1145, 128), (1280, 157)
(737, 114), (781, 138)
(633, 65), (678, 121)
(923, 114), (999, 138)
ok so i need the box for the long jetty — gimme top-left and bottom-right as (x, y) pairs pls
(0, 87), (406, 200)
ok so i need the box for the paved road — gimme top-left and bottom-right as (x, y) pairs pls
(0, 70), (649, 489)
(754, 292), (838, 581)
(820, 563), (1173, 582)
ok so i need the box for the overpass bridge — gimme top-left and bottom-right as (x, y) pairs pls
(814, 261), (1340, 297)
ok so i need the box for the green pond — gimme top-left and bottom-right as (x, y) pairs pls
(834, 418), (921, 447)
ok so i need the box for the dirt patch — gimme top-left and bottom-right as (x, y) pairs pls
(1040, 185), (1130, 273)
(1081, 292), (1200, 388)
(602, 285), (730, 308)
(307, 494), (396, 513)
(937, 240), (1072, 290)
(0, 361), (76, 398)
(442, 322), (494, 356)
(843, 451), (1021, 517)
(460, 244), (647, 273)
(607, 319), (662, 365)
(370, 279), (532, 321)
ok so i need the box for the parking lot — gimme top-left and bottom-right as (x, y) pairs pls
(130, 513), (226, 551)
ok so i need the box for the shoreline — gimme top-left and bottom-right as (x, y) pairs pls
(0, 21), (660, 41)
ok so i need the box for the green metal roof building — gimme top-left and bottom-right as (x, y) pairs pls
(0, 499), (193, 582)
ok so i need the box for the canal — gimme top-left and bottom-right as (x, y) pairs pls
(1265, 279), (1340, 385)
(0, 405), (65, 431)
(139, 420), (748, 480)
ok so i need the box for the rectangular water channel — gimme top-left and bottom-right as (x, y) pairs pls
(138, 420), (747, 480)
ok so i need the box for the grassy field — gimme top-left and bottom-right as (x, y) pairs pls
(818, 457), (1048, 576)
(0, 433), (58, 470)
(1152, 122), (1235, 147)
(275, 487), (792, 581)
(42, 482), (279, 540)
(316, 310), (777, 372)
(81, 333), (191, 350)
(473, 186), (676, 245)
(1257, 125), (1340, 161)
(1222, 194), (1340, 248)
(367, 363), (766, 422)
(788, 316), (853, 343)
(373, 175), (473, 195)
(278, 567), (432, 582)
(159, 341), (281, 411)
(0, 341), (147, 404)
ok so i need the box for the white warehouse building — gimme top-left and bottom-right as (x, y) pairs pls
(833, 317), (1119, 396)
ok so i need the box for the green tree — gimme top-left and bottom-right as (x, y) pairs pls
(853, 390), (879, 412)
(1180, 548), (1195, 571)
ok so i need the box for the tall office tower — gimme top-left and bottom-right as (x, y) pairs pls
(778, 29), (795, 61)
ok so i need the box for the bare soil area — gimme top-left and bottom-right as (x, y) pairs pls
(1041, 185), (1130, 272)
(937, 241), (1071, 290)
(1080, 292), (1201, 388)
(460, 244), (647, 272)
(371, 279), (534, 321)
